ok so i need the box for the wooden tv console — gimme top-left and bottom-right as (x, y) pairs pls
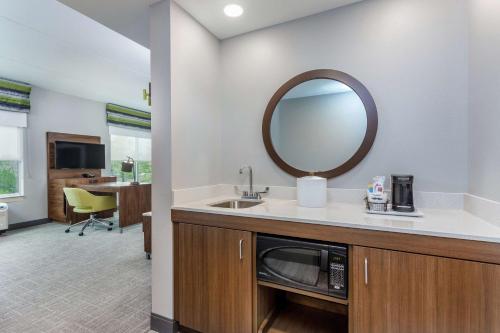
(46, 132), (116, 223)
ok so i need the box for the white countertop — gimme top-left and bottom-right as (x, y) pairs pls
(172, 196), (500, 244)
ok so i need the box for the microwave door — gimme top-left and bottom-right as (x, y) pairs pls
(260, 246), (327, 290)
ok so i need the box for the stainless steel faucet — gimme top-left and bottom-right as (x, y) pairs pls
(239, 165), (253, 198)
(239, 165), (269, 200)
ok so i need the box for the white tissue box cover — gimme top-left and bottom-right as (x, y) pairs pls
(297, 176), (327, 208)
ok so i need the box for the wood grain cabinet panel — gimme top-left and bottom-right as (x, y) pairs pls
(174, 223), (253, 333)
(206, 227), (253, 333)
(352, 246), (500, 333)
(176, 223), (207, 332)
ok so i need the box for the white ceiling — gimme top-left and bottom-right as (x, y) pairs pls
(0, 0), (150, 111)
(58, 0), (363, 43)
(58, 0), (158, 48)
(0, 1), (363, 115)
(175, 0), (364, 39)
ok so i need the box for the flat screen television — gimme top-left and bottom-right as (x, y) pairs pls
(55, 141), (105, 169)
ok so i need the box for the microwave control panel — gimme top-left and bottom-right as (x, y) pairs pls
(329, 253), (346, 292)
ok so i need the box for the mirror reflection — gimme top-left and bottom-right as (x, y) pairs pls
(270, 79), (367, 172)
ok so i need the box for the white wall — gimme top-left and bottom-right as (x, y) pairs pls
(150, 0), (173, 320)
(7, 87), (111, 224)
(149, 1), (221, 320)
(468, 0), (500, 202)
(160, 0), (475, 320)
(220, 0), (469, 192)
(171, 3), (221, 189)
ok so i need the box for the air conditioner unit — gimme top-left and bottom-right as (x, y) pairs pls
(0, 203), (8, 234)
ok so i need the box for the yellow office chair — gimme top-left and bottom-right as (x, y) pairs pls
(63, 187), (117, 236)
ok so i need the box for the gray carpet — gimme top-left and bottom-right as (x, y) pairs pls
(0, 222), (151, 333)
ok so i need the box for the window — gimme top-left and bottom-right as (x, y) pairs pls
(0, 125), (24, 198)
(110, 129), (151, 183)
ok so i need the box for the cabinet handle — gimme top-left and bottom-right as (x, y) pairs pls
(364, 257), (368, 285)
(239, 239), (244, 260)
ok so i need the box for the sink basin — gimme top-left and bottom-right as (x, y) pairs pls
(209, 199), (263, 209)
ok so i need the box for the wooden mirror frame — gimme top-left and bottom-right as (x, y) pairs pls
(262, 69), (378, 179)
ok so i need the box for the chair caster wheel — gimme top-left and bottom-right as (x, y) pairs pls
(65, 229), (70, 233)
(109, 222), (114, 226)
(107, 227), (112, 231)
(79, 232), (84, 236)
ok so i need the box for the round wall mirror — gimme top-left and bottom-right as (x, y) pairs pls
(262, 69), (378, 178)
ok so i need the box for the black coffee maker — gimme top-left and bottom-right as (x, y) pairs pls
(391, 175), (414, 212)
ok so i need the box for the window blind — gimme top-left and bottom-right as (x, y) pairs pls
(106, 103), (151, 131)
(109, 124), (151, 139)
(0, 111), (27, 127)
(0, 126), (23, 160)
(0, 78), (31, 113)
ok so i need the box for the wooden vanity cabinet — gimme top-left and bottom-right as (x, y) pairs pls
(351, 246), (500, 333)
(174, 223), (253, 333)
(172, 210), (500, 333)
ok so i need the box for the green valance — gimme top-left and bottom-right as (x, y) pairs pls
(106, 103), (151, 131)
(0, 78), (31, 113)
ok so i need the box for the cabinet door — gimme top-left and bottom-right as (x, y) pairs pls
(352, 246), (500, 333)
(206, 227), (253, 333)
(176, 223), (207, 332)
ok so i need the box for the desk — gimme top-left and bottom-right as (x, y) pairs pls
(77, 182), (151, 231)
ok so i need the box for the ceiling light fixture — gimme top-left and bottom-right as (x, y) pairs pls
(224, 4), (244, 18)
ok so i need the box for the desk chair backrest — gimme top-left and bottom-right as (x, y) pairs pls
(63, 187), (116, 214)
(63, 187), (93, 210)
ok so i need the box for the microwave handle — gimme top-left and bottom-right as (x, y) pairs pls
(320, 250), (329, 271)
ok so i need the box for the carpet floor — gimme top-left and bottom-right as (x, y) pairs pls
(0, 222), (151, 333)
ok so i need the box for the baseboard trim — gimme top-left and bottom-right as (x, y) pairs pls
(151, 313), (178, 333)
(8, 218), (51, 231)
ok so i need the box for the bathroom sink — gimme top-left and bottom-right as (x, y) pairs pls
(209, 199), (263, 209)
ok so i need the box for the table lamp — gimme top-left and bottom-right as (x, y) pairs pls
(121, 156), (139, 185)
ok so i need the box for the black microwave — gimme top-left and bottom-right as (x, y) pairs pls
(257, 234), (348, 299)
